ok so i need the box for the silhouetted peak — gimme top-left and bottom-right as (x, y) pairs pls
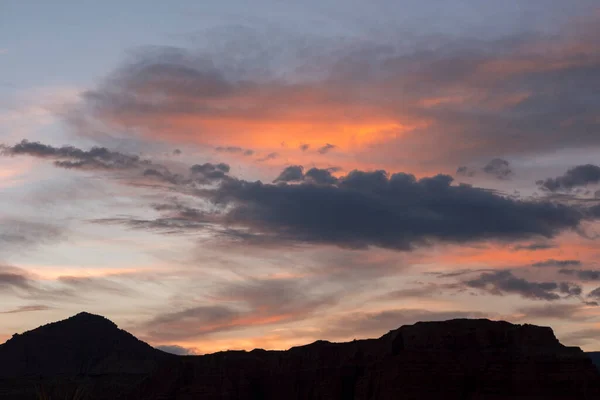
(0, 312), (167, 378)
(67, 311), (117, 327)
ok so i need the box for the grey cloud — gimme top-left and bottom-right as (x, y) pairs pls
(57, 275), (133, 296)
(456, 166), (476, 178)
(538, 165), (600, 192)
(144, 277), (336, 341)
(0, 219), (66, 254)
(91, 216), (212, 235)
(465, 270), (580, 301)
(1, 140), (194, 190)
(0, 265), (137, 303)
(532, 259), (582, 268)
(512, 243), (556, 251)
(173, 149), (182, 156)
(74, 21), (600, 167)
(559, 269), (600, 281)
(482, 158), (513, 180)
(299, 144), (310, 152)
(257, 152), (278, 162)
(12, 140), (599, 252)
(589, 287), (600, 299)
(1, 140), (150, 171)
(305, 168), (338, 185)
(0, 305), (51, 314)
(273, 166), (338, 185)
(317, 144), (336, 154)
(201, 169), (590, 251)
(558, 282), (582, 296)
(0, 267), (33, 291)
(215, 146), (254, 156)
(143, 168), (183, 185)
(429, 268), (496, 279)
(156, 345), (197, 355)
(146, 305), (239, 341)
(2, 140), (237, 189)
(274, 165), (304, 183)
(190, 162), (231, 183)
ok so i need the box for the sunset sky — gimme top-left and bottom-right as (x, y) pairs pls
(1, 0), (600, 354)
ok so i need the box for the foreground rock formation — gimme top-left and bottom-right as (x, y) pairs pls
(0, 313), (599, 399)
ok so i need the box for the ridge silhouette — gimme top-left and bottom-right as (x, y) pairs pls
(1, 313), (599, 399)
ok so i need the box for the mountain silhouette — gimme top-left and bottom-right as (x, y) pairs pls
(0, 313), (599, 399)
(0, 312), (170, 378)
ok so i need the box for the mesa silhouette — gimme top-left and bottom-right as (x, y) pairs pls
(0, 312), (599, 399)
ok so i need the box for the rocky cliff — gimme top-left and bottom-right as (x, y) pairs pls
(134, 319), (600, 399)
(0, 314), (599, 399)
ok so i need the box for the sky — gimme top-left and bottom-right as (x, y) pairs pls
(1, 0), (600, 354)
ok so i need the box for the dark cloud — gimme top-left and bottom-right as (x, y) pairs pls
(7, 140), (600, 251)
(142, 168), (183, 185)
(304, 168), (338, 185)
(383, 282), (459, 299)
(173, 149), (182, 156)
(589, 287), (600, 299)
(190, 162), (231, 183)
(512, 242), (556, 251)
(215, 146), (254, 156)
(558, 282), (583, 296)
(257, 152), (278, 162)
(482, 158), (513, 180)
(456, 166), (476, 178)
(537, 165), (600, 192)
(274, 165), (304, 183)
(201, 169), (590, 250)
(531, 259), (582, 268)
(0, 305), (51, 314)
(91, 215), (212, 235)
(465, 270), (580, 301)
(0, 265), (137, 303)
(155, 345), (197, 355)
(559, 269), (600, 281)
(429, 268), (496, 279)
(317, 144), (336, 154)
(0, 266), (34, 291)
(273, 166), (338, 185)
(1, 140), (150, 171)
(299, 144), (310, 152)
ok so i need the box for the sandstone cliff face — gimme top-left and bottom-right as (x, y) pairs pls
(0, 314), (599, 400)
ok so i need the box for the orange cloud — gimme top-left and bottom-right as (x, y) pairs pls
(72, 11), (600, 179)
